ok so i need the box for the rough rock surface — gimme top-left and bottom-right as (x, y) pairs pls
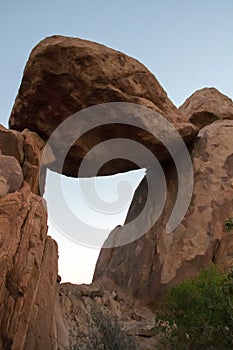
(0, 176), (9, 198)
(53, 278), (159, 350)
(24, 236), (58, 350)
(0, 125), (24, 164)
(94, 120), (233, 308)
(2, 35), (233, 350)
(0, 125), (55, 195)
(0, 126), (24, 197)
(22, 128), (55, 195)
(179, 87), (233, 129)
(0, 184), (58, 350)
(0, 155), (23, 194)
(9, 35), (196, 177)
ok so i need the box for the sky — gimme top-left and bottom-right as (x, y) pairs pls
(0, 0), (233, 283)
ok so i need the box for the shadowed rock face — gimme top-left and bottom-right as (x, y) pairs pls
(9, 35), (197, 177)
(0, 125), (55, 196)
(179, 87), (233, 129)
(94, 120), (233, 309)
(0, 126), (58, 350)
(0, 155), (23, 194)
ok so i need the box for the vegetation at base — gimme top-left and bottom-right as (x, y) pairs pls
(224, 217), (233, 232)
(71, 304), (137, 350)
(156, 265), (233, 350)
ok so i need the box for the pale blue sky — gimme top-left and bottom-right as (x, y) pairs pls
(1, 0), (233, 126)
(0, 0), (232, 283)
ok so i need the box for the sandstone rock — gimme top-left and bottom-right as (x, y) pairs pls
(0, 125), (52, 195)
(24, 236), (58, 350)
(179, 87), (233, 129)
(4, 34), (233, 350)
(9, 35), (197, 177)
(22, 128), (55, 195)
(0, 184), (58, 350)
(79, 284), (103, 298)
(0, 155), (23, 194)
(0, 125), (24, 165)
(94, 120), (233, 308)
(0, 176), (9, 198)
(53, 278), (156, 350)
(57, 274), (62, 283)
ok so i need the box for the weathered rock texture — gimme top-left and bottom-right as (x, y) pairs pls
(24, 236), (58, 350)
(179, 87), (233, 129)
(0, 155), (23, 194)
(0, 125), (24, 164)
(0, 125), (55, 196)
(22, 128), (55, 195)
(0, 184), (58, 350)
(53, 278), (159, 350)
(0, 125), (58, 349)
(1, 35), (233, 350)
(94, 120), (233, 308)
(9, 35), (196, 177)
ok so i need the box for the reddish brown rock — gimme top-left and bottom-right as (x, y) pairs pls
(0, 184), (58, 349)
(9, 35), (197, 177)
(22, 128), (55, 195)
(24, 236), (58, 350)
(0, 125), (55, 195)
(3, 34), (233, 350)
(94, 120), (233, 309)
(179, 87), (233, 129)
(0, 176), (9, 198)
(0, 125), (24, 165)
(53, 278), (157, 350)
(0, 155), (23, 194)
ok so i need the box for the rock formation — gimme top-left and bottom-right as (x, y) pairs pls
(53, 278), (159, 350)
(0, 125), (58, 350)
(0, 183), (58, 350)
(9, 35), (196, 177)
(0, 35), (232, 349)
(0, 155), (23, 195)
(94, 120), (233, 308)
(179, 87), (233, 129)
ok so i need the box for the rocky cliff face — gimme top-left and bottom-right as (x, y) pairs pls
(0, 127), (58, 350)
(0, 35), (233, 349)
(94, 119), (233, 308)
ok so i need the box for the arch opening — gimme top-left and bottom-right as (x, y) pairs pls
(44, 168), (145, 284)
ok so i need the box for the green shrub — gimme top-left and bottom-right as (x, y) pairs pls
(224, 217), (233, 232)
(72, 304), (137, 350)
(156, 265), (233, 350)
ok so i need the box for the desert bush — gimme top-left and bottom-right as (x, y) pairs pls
(224, 217), (233, 232)
(72, 304), (137, 350)
(156, 265), (233, 350)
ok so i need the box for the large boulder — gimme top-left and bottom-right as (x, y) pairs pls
(94, 120), (233, 309)
(0, 155), (23, 195)
(0, 125), (55, 195)
(9, 35), (196, 177)
(0, 125), (24, 164)
(179, 87), (233, 129)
